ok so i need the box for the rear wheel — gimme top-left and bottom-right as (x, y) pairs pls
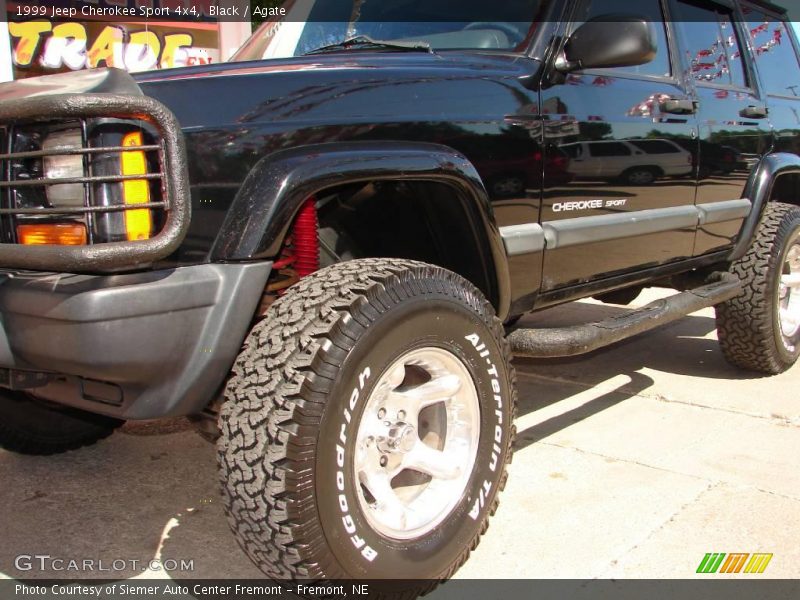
(218, 259), (516, 587)
(489, 175), (525, 197)
(622, 167), (657, 185)
(716, 202), (800, 373)
(0, 390), (122, 455)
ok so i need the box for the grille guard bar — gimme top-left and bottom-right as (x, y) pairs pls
(0, 93), (190, 273)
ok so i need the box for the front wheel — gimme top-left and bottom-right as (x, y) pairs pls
(0, 390), (122, 455)
(218, 259), (516, 586)
(716, 202), (800, 373)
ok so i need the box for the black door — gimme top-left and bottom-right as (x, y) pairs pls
(539, 0), (699, 290)
(670, 0), (773, 256)
(742, 4), (800, 180)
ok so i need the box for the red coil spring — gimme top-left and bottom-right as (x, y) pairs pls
(292, 197), (319, 278)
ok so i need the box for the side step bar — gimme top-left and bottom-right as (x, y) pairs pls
(508, 274), (742, 358)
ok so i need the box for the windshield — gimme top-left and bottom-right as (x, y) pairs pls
(233, 0), (542, 61)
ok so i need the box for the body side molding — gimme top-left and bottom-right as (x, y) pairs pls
(499, 223), (545, 256)
(697, 199), (752, 225)
(541, 199), (751, 252)
(542, 205), (699, 250)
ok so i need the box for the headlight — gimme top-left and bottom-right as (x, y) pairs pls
(42, 129), (84, 207)
(11, 123), (157, 246)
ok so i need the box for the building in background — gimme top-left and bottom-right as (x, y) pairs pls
(0, 0), (251, 82)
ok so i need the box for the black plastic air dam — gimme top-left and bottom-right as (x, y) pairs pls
(508, 274), (742, 358)
(0, 262), (271, 419)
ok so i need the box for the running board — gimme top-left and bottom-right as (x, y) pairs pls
(508, 274), (742, 358)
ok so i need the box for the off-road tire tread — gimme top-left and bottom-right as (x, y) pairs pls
(218, 258), (516, 592)
(716, 202), (800, 374)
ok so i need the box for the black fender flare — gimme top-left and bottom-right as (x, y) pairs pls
(730, 152), (800, 261)
(210, 141), (511, 317)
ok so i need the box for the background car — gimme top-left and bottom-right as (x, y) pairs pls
(561, 138), (693, 184)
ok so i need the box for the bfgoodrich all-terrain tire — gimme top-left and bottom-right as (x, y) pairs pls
(716, 202), (800, 374)
(218, 259), (516, 587)
(0, 390), (122, 455)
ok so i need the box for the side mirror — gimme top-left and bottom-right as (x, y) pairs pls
(558, 16), (656, 72)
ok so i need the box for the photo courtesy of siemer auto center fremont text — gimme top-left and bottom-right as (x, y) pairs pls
(0, 1), (799, 599)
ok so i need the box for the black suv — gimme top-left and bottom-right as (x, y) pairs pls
(1, 0), (799, 589)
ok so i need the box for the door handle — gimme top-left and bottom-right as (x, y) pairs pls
(661, 98), (697, 115)
(740, 105), (768, 119)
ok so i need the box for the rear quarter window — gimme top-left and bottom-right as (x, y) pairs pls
(743, 11), (800, 97)
(672, 0), (749, 88)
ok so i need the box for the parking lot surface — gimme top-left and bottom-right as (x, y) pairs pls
(1, 288), (798, 581)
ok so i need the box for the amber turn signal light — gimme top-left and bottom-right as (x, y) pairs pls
(121, 131), (152, 241)
(17, 223), (87, 246)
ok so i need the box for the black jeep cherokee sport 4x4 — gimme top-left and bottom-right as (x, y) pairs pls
(1, 0), (799, 587)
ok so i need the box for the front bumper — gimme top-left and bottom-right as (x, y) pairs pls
(0, 262), (270, 419)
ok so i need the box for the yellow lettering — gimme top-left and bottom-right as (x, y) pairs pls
(126, 31), (161, 72)
(87, 26), (125, 69)
(9, 21), (52, 67)
(160, 33), (193, 69)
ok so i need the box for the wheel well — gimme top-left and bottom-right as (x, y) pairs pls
(311, 179), (498, 305)
(769, 172), (800, 205)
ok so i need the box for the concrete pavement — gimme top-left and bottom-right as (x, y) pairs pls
(1, 288), (798, 581)
(458, 288), (800, 579)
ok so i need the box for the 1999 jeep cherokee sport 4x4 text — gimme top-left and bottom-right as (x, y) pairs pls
(1, 0), (799, 589)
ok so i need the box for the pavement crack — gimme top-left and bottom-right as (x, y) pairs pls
(749, 486), (800, 504)
(596, 480), (720, 578)
(538, 441), (711, 483)
(645, 393), (800, 426)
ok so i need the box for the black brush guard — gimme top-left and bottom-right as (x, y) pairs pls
(0, 93), (190, 272)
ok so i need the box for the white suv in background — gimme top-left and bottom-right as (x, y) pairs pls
(561, 139), (693, 185)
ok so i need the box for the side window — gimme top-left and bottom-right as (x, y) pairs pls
(588, 142), (632, 156)
(672, 1), (749, 88)
(569, 0), (671, 77)
(630, 140), (681, 153)
(744, 10), (800, 97)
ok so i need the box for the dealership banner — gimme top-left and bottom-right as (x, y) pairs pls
(2, 1), (258, 80)
(7, 18), (220, 75)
